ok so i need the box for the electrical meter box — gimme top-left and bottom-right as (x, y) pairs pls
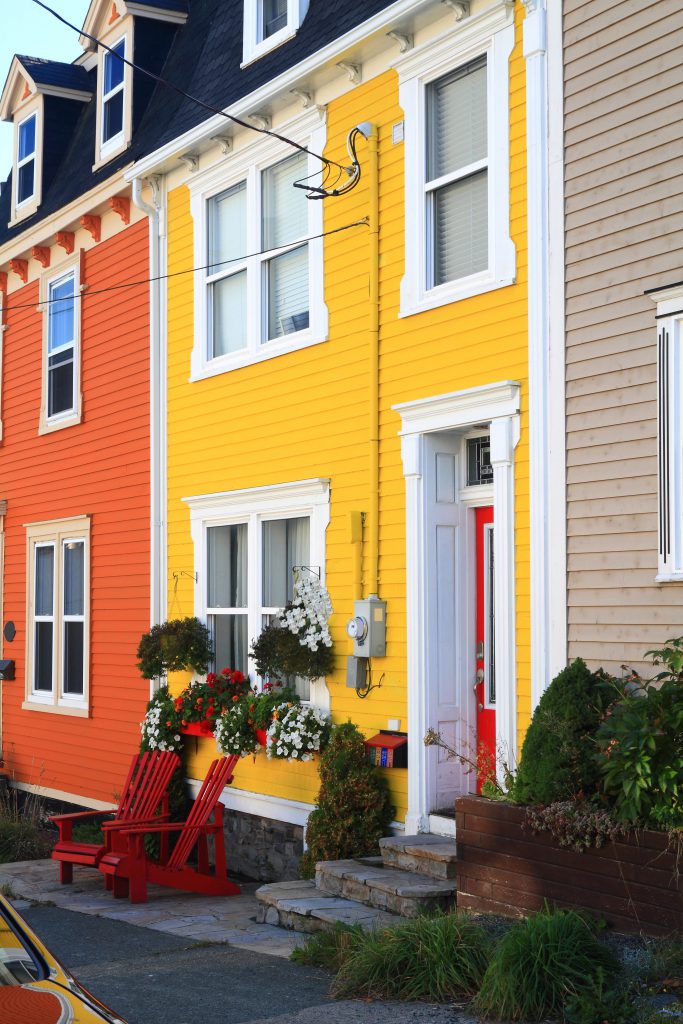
(346, 596), (386, 658)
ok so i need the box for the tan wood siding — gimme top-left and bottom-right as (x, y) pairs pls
(564, 0), (683, 674)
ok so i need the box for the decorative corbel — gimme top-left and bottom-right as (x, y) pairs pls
(108, 195), (130, 225)
(248, 113), (271, 131)
(210, 135), (233, 156)
(337, 61), (362, 84)
(442, 0), (470, 20)
(290, 89), (325, 118)
(0, 272), (7, 292)
(80, 214), (101, 242)
(56, 231), (75, 255)
(9, 259), (28, 284)
(386, 31), (413, 54)
(108, 1), (121, 24)
(32, 245), (51, 269)
(178, 152), (199, 173)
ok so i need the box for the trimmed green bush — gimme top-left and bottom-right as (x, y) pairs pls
(330, 914), (490, 1002)
(474, 906), (620, 1021)
(514, 659), (619, 805)
(298, 722), (394, 878)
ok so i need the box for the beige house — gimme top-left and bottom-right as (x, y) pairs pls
(561, 0), (683, 676)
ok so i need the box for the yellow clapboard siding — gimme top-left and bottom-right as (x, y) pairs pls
(165, 9), (529, 825)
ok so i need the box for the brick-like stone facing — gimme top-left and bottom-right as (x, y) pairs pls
(223, 809), (303, 882)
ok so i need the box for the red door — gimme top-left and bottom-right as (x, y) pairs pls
(475, 506), (495, 793)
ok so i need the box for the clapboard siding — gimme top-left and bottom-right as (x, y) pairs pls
(1, 220), (150, 804)
(564, 9), (683, 662)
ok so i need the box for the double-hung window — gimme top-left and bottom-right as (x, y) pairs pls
(187, 480), (330, 706)
(101, 39), (125, 152)
(398, 5), (515, 315)
(41, 262), (81, 432)
(16, 113), (36, 207)
(261, 0), (287, 38)
(193, 124), (327, 378)
(25, 517), (90, 715)
(242, 0), (309, 64)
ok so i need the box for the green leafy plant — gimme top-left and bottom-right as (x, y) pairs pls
(290, 922), (363, 971)
(564, 971), (640, 1024)
(214, 700), (261, 758)
(524, 800), (630, 853)
(299, 722), (394, 878)
(513, 659), (622, 806)
(136, 617), (213, 680)
(140, 685), (183, 753)
(251, 572), (334, 681)
(331, 913), (490, 1002)
(249, 682), (298, 730)
(173, 668), (250, 725)
(474, 906), (620, 1021)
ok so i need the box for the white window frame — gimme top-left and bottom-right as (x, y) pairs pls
(189, 109), (328, 380)
(651, 286), (683, 581)
(242, 0), (309, 66)
(100, 36), (126, 156)
(24, 516), (91, 716)
(398, 1), (516, 318)
(94, 22), (133, 169)
(39, 256), (82, 435)
(15, 111), (37, 209)
(10, 99), (43, 224)
(184, 479), (331, 710)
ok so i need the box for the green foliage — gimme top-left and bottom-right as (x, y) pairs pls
(140, 685), (183, 753)
(290, 922), (364, 971)
(299, 722), (394, 878)
(594, 638), (683, 828)
(251, 617), (334, 682)
(514, 659), (621, 806)
(176, 668), (250, 724)
(136, 617), (213, 680)
(215, 699), (260, 757)
(330, 914), (490, 1002)
(524, 801), (630, 853)
(474, 906), (620, 1021)
(0, 821), (51, 863)
(72, 820), (105, 845)
(249, 683), (298, 730)
(564, 972), (640, 1024)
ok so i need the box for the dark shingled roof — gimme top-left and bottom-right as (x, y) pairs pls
(129, 0), (188, 9)
(16, 56), (94, 94)
(0, 0), (395, 247)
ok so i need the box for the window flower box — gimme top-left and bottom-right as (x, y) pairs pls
(254, 728), (268, 747)
(180, 721), (214, 738)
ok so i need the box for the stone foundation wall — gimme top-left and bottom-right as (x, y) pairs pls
(223, 809), (304, 882)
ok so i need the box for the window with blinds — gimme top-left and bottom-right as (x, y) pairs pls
(261, 0), (287, 39)
(426, 56), (488, 287)
(263, 153), (309, 340)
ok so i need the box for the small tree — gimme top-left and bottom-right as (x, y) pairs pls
(299, 722), (394, 878)
(514, 659), (620, 806)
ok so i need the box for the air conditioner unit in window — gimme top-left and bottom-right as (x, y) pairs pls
(280, 311), (309, 335)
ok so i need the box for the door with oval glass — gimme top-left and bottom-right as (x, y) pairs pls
(475, 506), (495, 793)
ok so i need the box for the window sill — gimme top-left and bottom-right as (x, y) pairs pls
(22, 699), (89, 717)
(399, 272), (516, 319)
(39, 411), (82, 436)
(92, 137), (129, 172)
(655, 573), (683, 584)
(9, 199), (40, 229)
(241, 26), (298, 67)
(190, 328), (328, 382)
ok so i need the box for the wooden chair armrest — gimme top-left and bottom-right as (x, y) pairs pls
(49, 809), (115, 824)
(101, 813), (170, 832)
(122, 821), (220, 836)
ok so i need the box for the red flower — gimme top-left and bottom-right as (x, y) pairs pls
(264, 682), (273, 691)
(206, 673), (217, 683)
(166, 720), (172, 727)
(232, 695), (239, 702)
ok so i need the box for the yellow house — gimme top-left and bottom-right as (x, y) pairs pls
(126, 0), (560, 878)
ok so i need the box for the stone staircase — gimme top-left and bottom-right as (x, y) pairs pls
(255, 834), (457, 934)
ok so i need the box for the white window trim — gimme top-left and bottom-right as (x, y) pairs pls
(188, 108), (328, 381)
(184, 478), (331, 710)
(15, 111), (37, 208)
(38, 254), (83, 435)
(94, 22), (134, 169)
(100, 35), (126, 156)
(651, 285), (683, 582)
(398, 1), (516, 318)
(242, 0), (309, 67)
(24, 515), (91, 716)
(10, 99), (43, 225)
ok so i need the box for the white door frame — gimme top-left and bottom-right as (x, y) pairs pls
(394, 381), (521, 834)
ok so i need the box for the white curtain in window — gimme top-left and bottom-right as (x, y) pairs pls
(428, 60), (487, 180)
(262, 517), (310, 607)
(434, 170), (488, 284)
(207, 524), (247, 608)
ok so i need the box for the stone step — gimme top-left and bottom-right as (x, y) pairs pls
(380, 834), (458, 881)
(316, 858), (456, 917)
(255, 880), (404, 934)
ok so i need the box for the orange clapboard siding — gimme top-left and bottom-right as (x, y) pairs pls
(1, 220), (151, 805)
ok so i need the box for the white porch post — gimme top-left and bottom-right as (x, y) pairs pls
(401, 433), (430, 835)
(490, 415), (520, 776)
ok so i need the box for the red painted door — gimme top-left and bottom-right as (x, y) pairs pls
(475, 506), (495, 793)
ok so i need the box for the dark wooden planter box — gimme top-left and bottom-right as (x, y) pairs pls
(455, 795), (683, 937)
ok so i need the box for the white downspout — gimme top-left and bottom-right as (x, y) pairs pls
(132, 176), (168, 695)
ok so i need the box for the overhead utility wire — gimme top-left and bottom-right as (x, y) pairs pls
(29, 0), (350, 183)
(4, 219), (368, 312)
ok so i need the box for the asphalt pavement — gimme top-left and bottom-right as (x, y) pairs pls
(20, 903), (470, 1024)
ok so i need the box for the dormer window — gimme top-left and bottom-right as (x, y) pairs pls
(16, 112), (37, 206)
(243, 0), (309, 65)
(101, 39), (125, 151)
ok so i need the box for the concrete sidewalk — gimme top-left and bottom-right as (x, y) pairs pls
(0, 858), (305, 957)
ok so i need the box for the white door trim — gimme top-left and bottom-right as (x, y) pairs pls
(394, 381), (520, 834)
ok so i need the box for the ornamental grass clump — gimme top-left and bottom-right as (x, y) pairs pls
(299, 721), (394, 878)
(474, 906), (620, 1021)
(330, 914), (490, 1002)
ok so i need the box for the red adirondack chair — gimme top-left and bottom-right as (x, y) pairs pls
(98, 756), (241, 903)
(50, 750), (180, 885)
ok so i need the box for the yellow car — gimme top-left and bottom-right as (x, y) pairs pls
(0, 893), (127, 1023)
